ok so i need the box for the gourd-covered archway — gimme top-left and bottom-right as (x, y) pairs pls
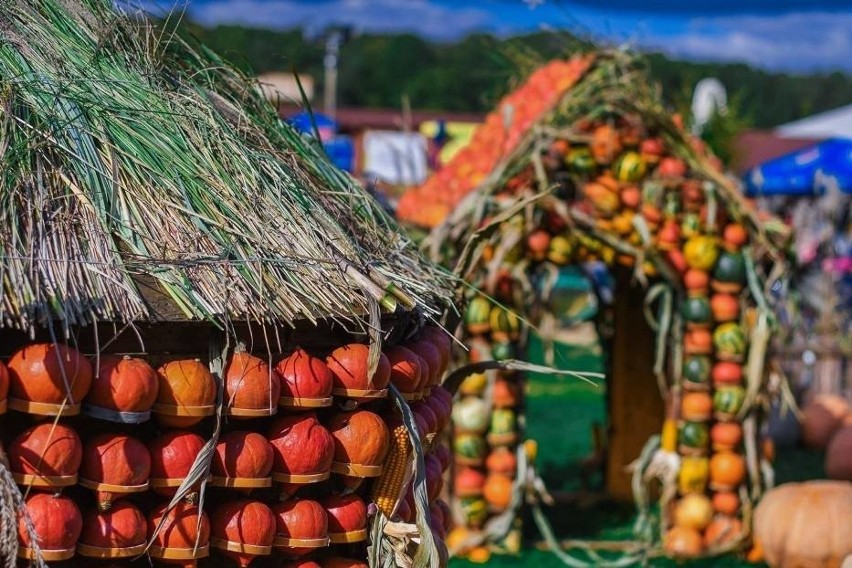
(399, 49), (793, 562)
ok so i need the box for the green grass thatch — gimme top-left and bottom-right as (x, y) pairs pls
(0, 0), (456, 333)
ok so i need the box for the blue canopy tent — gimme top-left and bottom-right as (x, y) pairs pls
(285, 111), (354, 172)
(744, 138), (852, 196)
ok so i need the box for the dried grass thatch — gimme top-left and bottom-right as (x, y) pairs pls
(0, 0), (456, 334)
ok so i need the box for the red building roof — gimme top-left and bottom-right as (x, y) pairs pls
(733, 130), (819, 173)
(278, 104), (483, 132)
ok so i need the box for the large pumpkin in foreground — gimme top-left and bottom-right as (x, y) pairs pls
(753, 480), (852, 568)
(9, 422), (82, 486)
(224, 351), (281, 416)
(148, 502), (211, 566)
(85, 355), (158, 418)
(18, 492), (83, 561)
(80, 433), (151, 510)
(155, 359), (216, 428)
(211, 500), (276, 567)
(7, 343), (93, 414)
(77, 501), (147, 558)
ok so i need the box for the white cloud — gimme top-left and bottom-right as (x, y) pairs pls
(646, 11), (852, 71)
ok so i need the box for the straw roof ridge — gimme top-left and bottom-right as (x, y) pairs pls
(0, 0), (455, 333)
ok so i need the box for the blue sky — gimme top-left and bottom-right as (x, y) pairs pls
(136, 0), (852, 72)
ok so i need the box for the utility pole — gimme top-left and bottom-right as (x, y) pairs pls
(323, 30), (343, 121)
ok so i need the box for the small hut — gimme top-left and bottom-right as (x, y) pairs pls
(399, 50), (793, 562)
(0, 2), (458, 566)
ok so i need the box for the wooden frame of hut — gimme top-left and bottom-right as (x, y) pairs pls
(0, 2), (458, 566)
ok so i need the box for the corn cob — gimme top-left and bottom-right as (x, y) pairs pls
(370, 417), (412, 517)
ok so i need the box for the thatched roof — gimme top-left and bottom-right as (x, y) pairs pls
(0, 0), (455, 333)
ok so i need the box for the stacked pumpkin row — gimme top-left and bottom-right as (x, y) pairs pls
(662, 228), (753, 558)
(0, 325), (455, 566)
(447, 318), (524, 549)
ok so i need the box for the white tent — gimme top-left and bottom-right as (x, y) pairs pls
(775, 103), (852, 140)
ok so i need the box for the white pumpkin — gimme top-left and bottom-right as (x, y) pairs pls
(452, 396), (490, 434)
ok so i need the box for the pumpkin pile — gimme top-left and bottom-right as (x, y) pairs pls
(2, 326), (455, 566)
(402, 51), (791, 559)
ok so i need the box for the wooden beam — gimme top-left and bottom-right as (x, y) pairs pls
(605, 269), (665, 501)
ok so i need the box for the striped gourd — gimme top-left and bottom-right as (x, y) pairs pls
(712, 323), (746, 358)
(612, 151), (647, 182)
(370, 418), (412, 517)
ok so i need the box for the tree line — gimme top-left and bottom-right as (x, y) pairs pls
(182, 22), (851, 130)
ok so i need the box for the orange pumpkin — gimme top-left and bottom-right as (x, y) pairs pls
(709, 451), (746, 491)
(78, 500), (147, 556)
(275, 348), (334, 403)
(583, 178), (620, 217)
(224, 351), (281, 416)
(681, 391), (713, 421)
(9, 422), (82, 485)
(620, 185), (642, 209)
(526, 229), (551, 261)
(710, 294), (739, 323)
(326, 344), (391, 395)
(284, 561), (322, 568)
(712, 361), (743, 387)
(492, 378), (519, 408)
(86, 355), (158, 416)
(148, 431), (206, 498)
(454, 467), (486, 497)
(710, 422), (743, 452)
(825, 425), (852, 480)
(211, 500), (276, 567)
(148, 502), (210, 566)
(7, 343), (93, 413)
(322, 494), (367, 542)
(663, 526), (703, 558)
(683, 269), (710, 296)
(212, 431), (274, 483)
(0, 360), (8, 412)
(704, 516), (743, 550)
(712, 491), (740, 515)
(684, 328), (712, 355)
(722, 223), (748, 251)
(482, 474), (513, 512)
(753, 480), (852, 568)
(80, 433), (151, 511)
(272, 499), (328, 557)
(673, 494), (713, 530)
(327, 410), (390, 474)
(18, 492), (82, 560)
(486, 447), (517, 477)
(384, 346), (423, 395)
(657, 219), (681, 250)
(590, 124), (622, 165)
(268, 413), (334, 482)
(155, 359), (216, 427)
(657, 156), (688, 178)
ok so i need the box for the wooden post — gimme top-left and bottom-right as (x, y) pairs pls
(605, 271), (665, 501)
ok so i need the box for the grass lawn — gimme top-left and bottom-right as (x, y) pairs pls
(450, 338), (825, 568)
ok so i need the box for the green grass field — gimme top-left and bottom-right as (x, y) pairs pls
(450, 339), (825, 568)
